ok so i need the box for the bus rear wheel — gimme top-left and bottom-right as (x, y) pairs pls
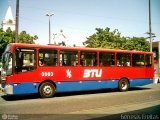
(118, 79), (129, 92)
(39, 82), (56, 98)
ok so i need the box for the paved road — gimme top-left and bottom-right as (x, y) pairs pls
(0, 84), (160, 120)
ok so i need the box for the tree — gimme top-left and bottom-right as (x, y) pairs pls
(83, 27), (124, 49)
(83, 27), (149, 51)
(18, 31), (38, 44)
(124, 37), (149, 51)
(0, 28), (15, 49)
(0, 28), (38, 57)
(0, 28), (16, 57)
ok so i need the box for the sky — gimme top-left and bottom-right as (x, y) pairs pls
(0, 0), (159, 46)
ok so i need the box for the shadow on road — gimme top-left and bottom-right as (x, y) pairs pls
(129, 87), (151, 91)
(1, 87), (151, 101)
(1, 93), (40, 101)
(88, 105), (160, 120)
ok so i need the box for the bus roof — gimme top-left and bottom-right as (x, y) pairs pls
(9, 43), (152, 54)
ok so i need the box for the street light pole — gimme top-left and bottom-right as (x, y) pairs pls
(149, 0), (152, 52)
(46, 13), (54, 44)
(15, 0), (19, 43)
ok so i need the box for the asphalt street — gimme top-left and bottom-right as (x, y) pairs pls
(0, 83), (160, 120)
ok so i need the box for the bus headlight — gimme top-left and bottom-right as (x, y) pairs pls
(4, 84), (13, 94)
(1, 70), (6, 81)
(1, 76), (6, 81)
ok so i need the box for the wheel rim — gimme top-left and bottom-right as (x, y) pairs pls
(121, 81), (128, 90)
(43, 85), (53, 95)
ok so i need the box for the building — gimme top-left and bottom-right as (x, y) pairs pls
(152, 41), (160, 83)
(1, 5), (15, 31)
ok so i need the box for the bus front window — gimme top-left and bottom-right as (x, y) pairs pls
(1, 52), (12, 80)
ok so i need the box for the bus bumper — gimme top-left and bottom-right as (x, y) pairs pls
(3, 84), (13, 95)
(2, 82), (39, 95)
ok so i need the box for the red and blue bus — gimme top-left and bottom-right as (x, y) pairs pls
(1, 43), (154, 98)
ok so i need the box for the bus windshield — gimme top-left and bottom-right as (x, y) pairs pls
(1, 45), (12, 76)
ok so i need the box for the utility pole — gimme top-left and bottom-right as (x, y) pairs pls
(15, 0), (19, 43)
(46, 13), (54, 44)
(149, 0), (152, 52)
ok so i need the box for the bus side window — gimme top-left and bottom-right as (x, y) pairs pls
(145, 54), (152, 67)
(60, 50), (78, 66)
(100, 52), (115, 66)
(117, 53), (131, 67)
(15, 48), (36, 73)
(39, 49), (58, 66)
(80, 51), (97, 66)
(132, 54), (144, 67)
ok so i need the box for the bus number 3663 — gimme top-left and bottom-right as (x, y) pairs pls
(41, 72), (54, 77)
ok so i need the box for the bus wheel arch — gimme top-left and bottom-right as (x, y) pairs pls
(38, 80), (56, 98)
(118, 78), (130, 92)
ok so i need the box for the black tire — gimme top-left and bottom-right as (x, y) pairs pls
(39, 82), (56, 98)
(118, 79), (129, 92)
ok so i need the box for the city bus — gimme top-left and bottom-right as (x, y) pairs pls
(1, 43), (154, 98)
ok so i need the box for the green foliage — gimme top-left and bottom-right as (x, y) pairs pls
(0, 28), (15, 49)
(18, 31), (38, 44)
(123, 37), (150, 51)
(0, 28), (38, 57)
(83, 27), (149, 51)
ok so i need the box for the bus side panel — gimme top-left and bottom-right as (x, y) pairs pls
(130, 78), (153, 87)
(4, 65), (153, 95)
(37, 67), (154, 82)
(56, 80), (119, 92)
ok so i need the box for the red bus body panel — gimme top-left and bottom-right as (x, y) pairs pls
(3, 43), (154, 95)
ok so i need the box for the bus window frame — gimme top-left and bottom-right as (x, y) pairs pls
(132, 53), (145, 67)
(38, 48), (58, 67)
(116, 52), (131, 67)
(14, 47), (37, 73)
(99, 51), (115, 67)
(145, 54), (153, 67)
(59, 49), (78, 67)
(80, 51), (98, 67)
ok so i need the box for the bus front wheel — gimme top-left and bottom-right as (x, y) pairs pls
(39, 82), (56, 98)
(118, 79), (129, 92)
